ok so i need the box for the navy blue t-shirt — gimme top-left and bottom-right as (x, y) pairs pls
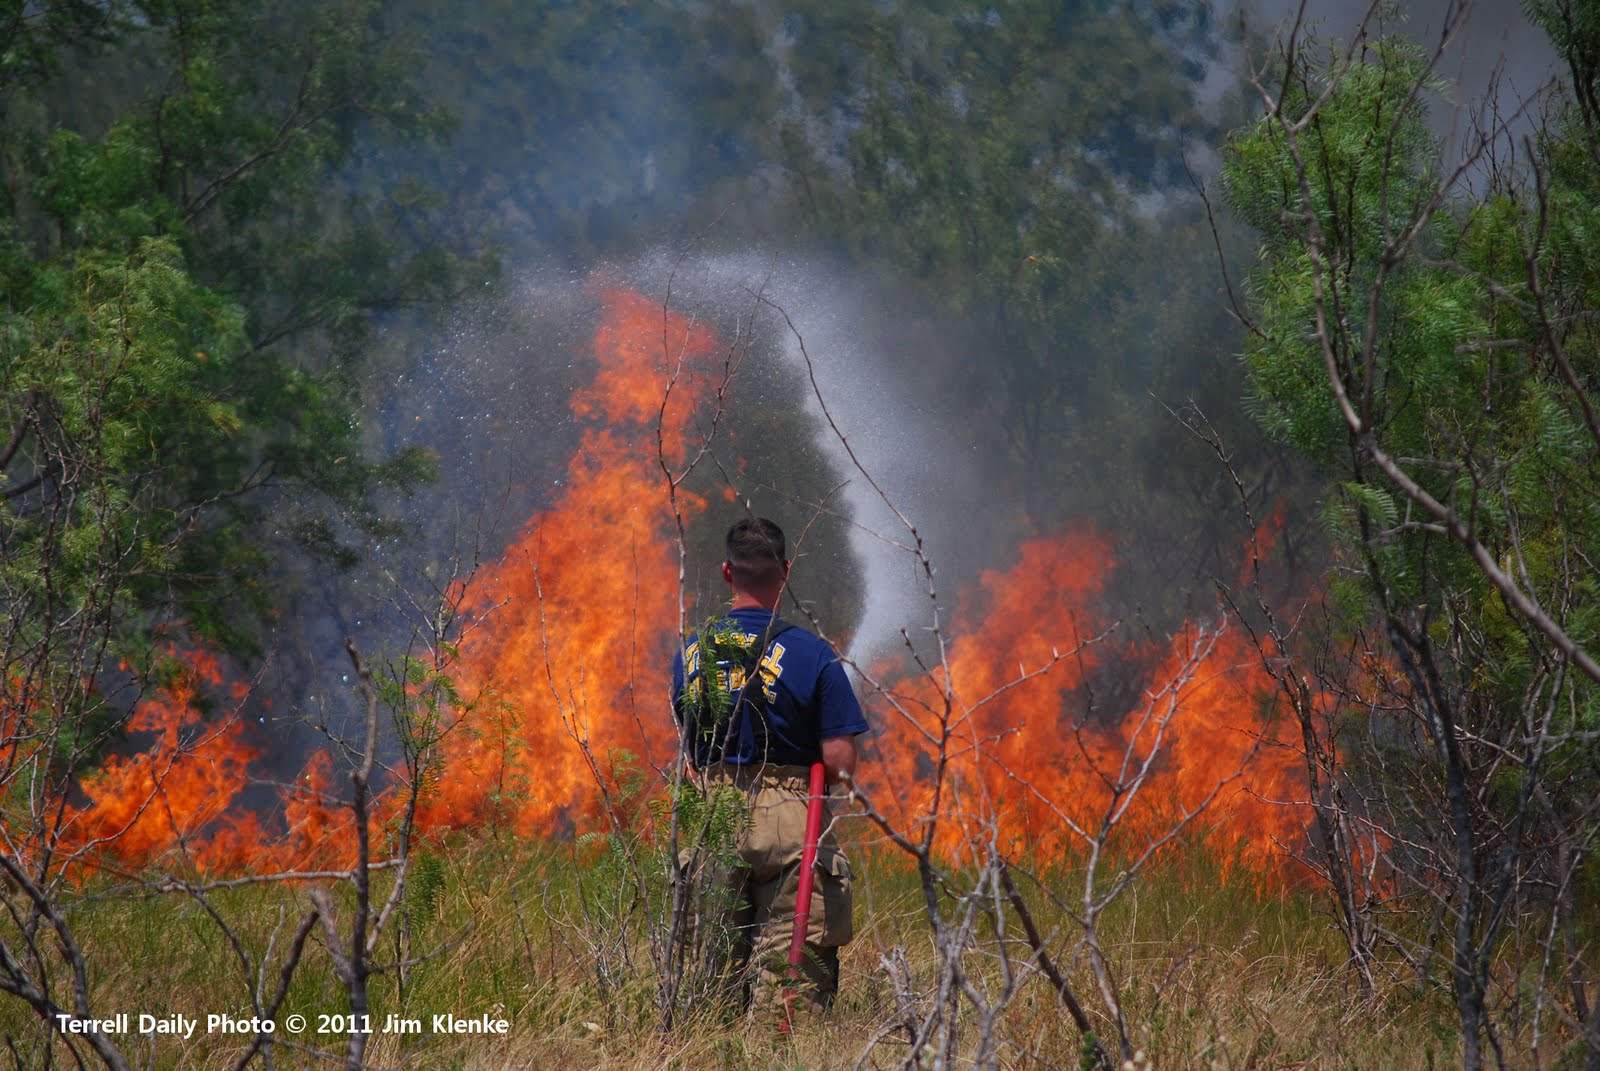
(672, 607), (868, 768)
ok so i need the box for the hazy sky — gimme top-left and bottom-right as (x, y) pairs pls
(1244, 0), (1562, 152)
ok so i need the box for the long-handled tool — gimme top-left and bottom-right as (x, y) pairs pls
(781, 761), (828, 1032)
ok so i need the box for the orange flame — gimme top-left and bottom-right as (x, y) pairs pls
(39, 282), (1317, 892)
(198, 752), (357, 874)
(59, 651), (258, 873)
(413, 284), (719, 837)
(864, 529), (1309, 885)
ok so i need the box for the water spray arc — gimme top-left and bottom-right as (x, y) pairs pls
(49, 264), (1312, 896)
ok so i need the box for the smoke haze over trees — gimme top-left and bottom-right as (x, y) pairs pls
(4, 0), (1600, 1067)
(231, 0), (1292, 740)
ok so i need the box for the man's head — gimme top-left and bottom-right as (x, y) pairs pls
(723, 517), (789, 606)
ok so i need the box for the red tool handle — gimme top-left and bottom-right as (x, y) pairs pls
(787, 761), (828, 969)
(781, 761), (828, 1029)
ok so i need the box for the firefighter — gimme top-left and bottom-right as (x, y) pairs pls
(672, 517), (868, 1013)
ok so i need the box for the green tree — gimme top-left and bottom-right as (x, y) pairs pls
(0, 0), (489, 1057)
(1223, 13), (1600, 1067)
(2, 0), (482, 683)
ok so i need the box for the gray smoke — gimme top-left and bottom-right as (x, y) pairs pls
(1244, 0), (1561, 154)
(624, 251), (993, 664)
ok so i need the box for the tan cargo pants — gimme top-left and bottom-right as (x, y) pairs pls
(699, 762), (854, 1014)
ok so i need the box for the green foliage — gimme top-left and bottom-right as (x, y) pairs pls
(659, 775), (749, 870)
(379, 651), (464, 753)
(0, 233), (262, 688)
(677, 616), (759, 756)
(1079, 1031), (1105, 1071)
(406, 849), (447, 922)
(1223, 17), (1600, 1056)
(0, 2), (131, 94)
(651, 773), (753, 1020)
(1225, 39), (1464, 465)
(1221, 30), (1600, 632)
(0, 0), (488, 767)
(556, 760), (753, 1028)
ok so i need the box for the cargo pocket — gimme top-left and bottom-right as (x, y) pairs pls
(741, 787), (807, 880)
(811, 844), (854, 947)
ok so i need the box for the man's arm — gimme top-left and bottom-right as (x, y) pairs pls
(814, 643), (867, 787)
(821, 734), (857, 787)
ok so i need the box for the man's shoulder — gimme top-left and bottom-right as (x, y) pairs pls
(740, 612), (822, 642)
(770, 622), (852, 675)
(724, 611), (839, 659)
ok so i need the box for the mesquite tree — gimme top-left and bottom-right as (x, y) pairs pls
(0, 3), (481, 1062)
(1221, 3), (1600, 1066)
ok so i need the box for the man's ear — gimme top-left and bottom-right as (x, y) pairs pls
(721, 560), (735, 584)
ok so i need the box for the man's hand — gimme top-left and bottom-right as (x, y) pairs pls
(821, 735), (857, 787)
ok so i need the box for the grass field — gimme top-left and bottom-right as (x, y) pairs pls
(0, 823), (1493, 1071)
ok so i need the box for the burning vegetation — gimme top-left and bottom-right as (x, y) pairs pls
(9, 1), (1600, 1066)
(42, 283), (1314, 893)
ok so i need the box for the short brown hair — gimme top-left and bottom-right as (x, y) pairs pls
(725, 518), (786, 587)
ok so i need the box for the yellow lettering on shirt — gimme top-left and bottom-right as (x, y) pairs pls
(757, 642), (786, 702)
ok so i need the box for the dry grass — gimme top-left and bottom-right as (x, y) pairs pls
(0, 833), (1476, 1070)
